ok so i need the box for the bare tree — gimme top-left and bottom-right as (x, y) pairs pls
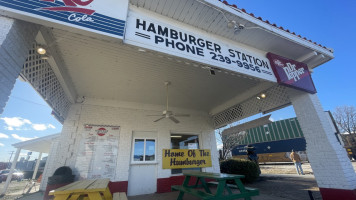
(216, 129), (246, 160)
(216, 115), (272, 160)
(333, 105), (356, 134)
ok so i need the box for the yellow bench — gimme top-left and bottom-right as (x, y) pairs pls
(113, 192), (128, 200)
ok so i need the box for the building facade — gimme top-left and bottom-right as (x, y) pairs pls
(0, 0), (355, 199)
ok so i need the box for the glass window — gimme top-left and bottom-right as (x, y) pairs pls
(145, 139), (156, 161)
(133, 139), (144, 161)
(133, 138), (156, 162)
(171, 134), (200, 174)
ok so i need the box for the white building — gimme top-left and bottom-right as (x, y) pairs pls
(0, 0), (355, 199)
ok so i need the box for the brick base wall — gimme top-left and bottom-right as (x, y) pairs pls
(320, 188), (356, 200)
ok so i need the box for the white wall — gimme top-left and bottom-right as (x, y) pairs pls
(43, 98), (220, 190)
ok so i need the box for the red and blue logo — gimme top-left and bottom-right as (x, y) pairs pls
(0, 0), (125, 37)
(40, 0), (95, 15)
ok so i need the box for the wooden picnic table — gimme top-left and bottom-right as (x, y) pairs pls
(171, 171), (259, 200)
(49, 178), (112, 200)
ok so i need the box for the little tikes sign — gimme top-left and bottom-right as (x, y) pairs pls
(0, 0), (128, 39)
(267, 52), (316, 93)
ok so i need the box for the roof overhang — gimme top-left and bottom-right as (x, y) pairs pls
(12, 133), (60, 153)
(13, 0), (334, 127)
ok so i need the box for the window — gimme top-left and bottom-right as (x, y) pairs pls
(132, 138), (156, 162)
(171, 134), (200, 174)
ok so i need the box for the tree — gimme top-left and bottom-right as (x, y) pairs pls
(216, 115), (272, 160)
(216, 129), (246, 161)
(333, 105), (356, 134)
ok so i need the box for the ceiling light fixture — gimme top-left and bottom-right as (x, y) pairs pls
(37, 46), (47, 55)
(260, 93), (266, 99)
(41, 54), (50, 60)
(227, 20), (236, 28)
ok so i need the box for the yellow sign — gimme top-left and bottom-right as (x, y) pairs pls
(162, 149), (212, 169)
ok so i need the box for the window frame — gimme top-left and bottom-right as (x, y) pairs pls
(131, 137), (157, 164)
(170, 132), (202, 175)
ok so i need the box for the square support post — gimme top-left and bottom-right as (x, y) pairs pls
(288, 88), (356, 200)
(0, 16), (39, 115)
(1, 148), (21, 196)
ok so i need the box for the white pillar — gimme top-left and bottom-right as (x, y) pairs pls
(288, 88), (356, 200)
(1, 148), (21, 195)
(32, 152), (42, 180)
(40, 141), (60, 191)
(0, 16), (39, 115)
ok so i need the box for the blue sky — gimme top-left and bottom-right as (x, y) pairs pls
(0, 80), (62, 162)
(1, 1), (356, 161)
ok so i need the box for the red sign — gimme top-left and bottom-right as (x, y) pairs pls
(267, 52), (316, 94)
(95, 127), (108, 136)
(40, 0), (95, 15)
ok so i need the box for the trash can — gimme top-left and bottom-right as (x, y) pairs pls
(44, 166), (75, 200)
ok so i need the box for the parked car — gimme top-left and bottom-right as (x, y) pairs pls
(0, 169), (24, 183)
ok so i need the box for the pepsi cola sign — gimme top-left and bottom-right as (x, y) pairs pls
(0, 0), (128, 39)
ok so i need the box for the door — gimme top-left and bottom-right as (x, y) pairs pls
(127, 131), (157, 196)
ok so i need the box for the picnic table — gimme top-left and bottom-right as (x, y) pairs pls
(49, 178), (113, 200)
(171, 171), (259, 200)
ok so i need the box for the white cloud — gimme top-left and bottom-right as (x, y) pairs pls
(1, 117), (56, 131)
(32, 124), (56, 131)
(0, 133), (9, 139)
(11, 134), (37, 142)
(270, 117), (275, 122)
(216, 143), (223, 150)
(0, 143), (4, 147)
(48, 124), (55, 129)
(32, 124), (47, 131)
(1, 117), (32, 130)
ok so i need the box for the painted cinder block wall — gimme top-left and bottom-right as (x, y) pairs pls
(0, 17), (39, 114)
(42, 98), (220, 193)
(288, 89), (356, 200)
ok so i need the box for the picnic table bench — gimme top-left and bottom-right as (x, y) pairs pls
(49, 178), (127, 200)
(171, 171), (259, 200)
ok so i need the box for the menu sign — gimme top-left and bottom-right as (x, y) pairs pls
(267, 52), (316, 93)
(162, 149), (212, 169)
(75, 125), (120, 180)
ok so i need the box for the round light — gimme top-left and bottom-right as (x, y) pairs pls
(37, 47), (46, 55)
(261, 93), (266, 99)
(227, 20), (236, 29)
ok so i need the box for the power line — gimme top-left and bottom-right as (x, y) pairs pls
(9, 95), (48, 107)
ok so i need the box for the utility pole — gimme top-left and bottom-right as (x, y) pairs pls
(7, 151), (14, 169)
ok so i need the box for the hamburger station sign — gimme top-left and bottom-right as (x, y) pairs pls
(0, 0), (128, 38)
(124, 8), (277, 82)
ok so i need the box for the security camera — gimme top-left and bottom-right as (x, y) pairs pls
(238, 24), (245, 30)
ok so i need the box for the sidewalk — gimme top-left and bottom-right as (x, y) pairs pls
(15, 174), (321, 200)
(128, 174), (321, 200)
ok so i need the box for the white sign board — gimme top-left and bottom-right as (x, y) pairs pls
(0, 0), (128, 39)
(124, 8), (276, 82)
(75, 125), (120, 180)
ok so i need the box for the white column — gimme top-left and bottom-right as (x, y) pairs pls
(0, 16), (39, 115)
(40, 141), (60, 191)
(32, 152), (43, 180)
(288, 88), (356, 199)
(1, 148), (21, 195)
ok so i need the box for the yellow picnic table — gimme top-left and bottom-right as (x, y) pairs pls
(49, 178), (112, 200)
